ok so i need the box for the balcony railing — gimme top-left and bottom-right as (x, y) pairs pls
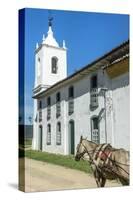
(47, 106), (51, 120)
(92, 129), (99, 144)
(68, 99), (74, 115)
(90, 88), (99, 109)
(56, 102), (61, 118)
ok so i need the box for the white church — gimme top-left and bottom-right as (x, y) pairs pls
(32, 20), (129, 155)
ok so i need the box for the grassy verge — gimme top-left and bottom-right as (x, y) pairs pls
(25, 150), (92, 174)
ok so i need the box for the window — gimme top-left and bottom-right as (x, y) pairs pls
(47, 97), (51, 106)
(90, 75), (98, 108)
(93, 117), (98, 129)
(68, 86), (74, 115)
(91, 117), (99, 144)
(51, 57), (58, 74)
(56, 92), (61, 118)
(56, 92), (61, 103)
(47, 97), (51, 120)
(37, 57), (41, 77)
(47, 124), (51, 145)
(69, 86), (74, 98)
(39, 111), (42, 122)
(38, 100), (42, 110)
(56, 122), (61, 145)
(91, 75), (97, 89)
(38, 100), (42, 122)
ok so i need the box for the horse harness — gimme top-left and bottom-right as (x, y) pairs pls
(93, 143), (113, 167)
(80, 143), (112, 166)
(82, 142), (129, 180)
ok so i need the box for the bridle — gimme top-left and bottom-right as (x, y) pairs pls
(76, 142), (94, 163)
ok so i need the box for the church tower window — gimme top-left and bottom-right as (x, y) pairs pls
(51, 57), (58, 74)
(37, 57), (41, 77)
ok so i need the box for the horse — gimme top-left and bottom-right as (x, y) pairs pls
(75, 136), (129, 187)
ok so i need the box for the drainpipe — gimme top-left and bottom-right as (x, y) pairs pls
(101, 88), (108, 143)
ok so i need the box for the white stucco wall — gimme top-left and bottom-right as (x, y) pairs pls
(42, 90), (66, 154)
(33, 69), (111, 154)
(33, 67), (129, 154)
(111, 73), (129, 150)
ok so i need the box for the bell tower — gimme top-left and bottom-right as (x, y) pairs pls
(34, 18), (67, 94)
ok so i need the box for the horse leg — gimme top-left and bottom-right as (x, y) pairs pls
(94, 169), (106, 187)
(119, 178), (129, 186)
(93, 170), (101, 187)
(100, 177), (106, 187)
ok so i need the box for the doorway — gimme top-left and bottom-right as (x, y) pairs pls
(69, 120), (75, 154)
(39, 125), (43, 151)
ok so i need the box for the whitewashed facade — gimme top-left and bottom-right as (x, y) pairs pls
(32, 24), (129, 154)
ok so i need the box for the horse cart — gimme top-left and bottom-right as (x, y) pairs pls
(75, 136), (129, 187)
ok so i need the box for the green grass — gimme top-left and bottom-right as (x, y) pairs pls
(25, 150), (92, 174)
(24, 139), (32, 147)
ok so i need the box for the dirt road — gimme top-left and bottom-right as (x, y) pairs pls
(20, 158), (121, 192)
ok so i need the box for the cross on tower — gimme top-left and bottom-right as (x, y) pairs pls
(48, 17), (53, 27)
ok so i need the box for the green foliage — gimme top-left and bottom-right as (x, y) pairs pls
(25, 150), (92, 174)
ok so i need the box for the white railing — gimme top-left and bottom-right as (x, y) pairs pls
(68, 99), (74, 115)
(92, 129), (99, 144)
(90, 88), (98, 108)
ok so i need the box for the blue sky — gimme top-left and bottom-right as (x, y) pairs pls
(23, 8), (129, 124)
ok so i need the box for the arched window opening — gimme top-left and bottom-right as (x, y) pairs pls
(56, 122), (61, 145)
(47, 96), (51, 120)
(47, 124), (51, 145)
(68, 86), (74, 115)
(51, 57), (58, 74)
(37, 57), (41, 77)
(56, 92), (61, 118)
